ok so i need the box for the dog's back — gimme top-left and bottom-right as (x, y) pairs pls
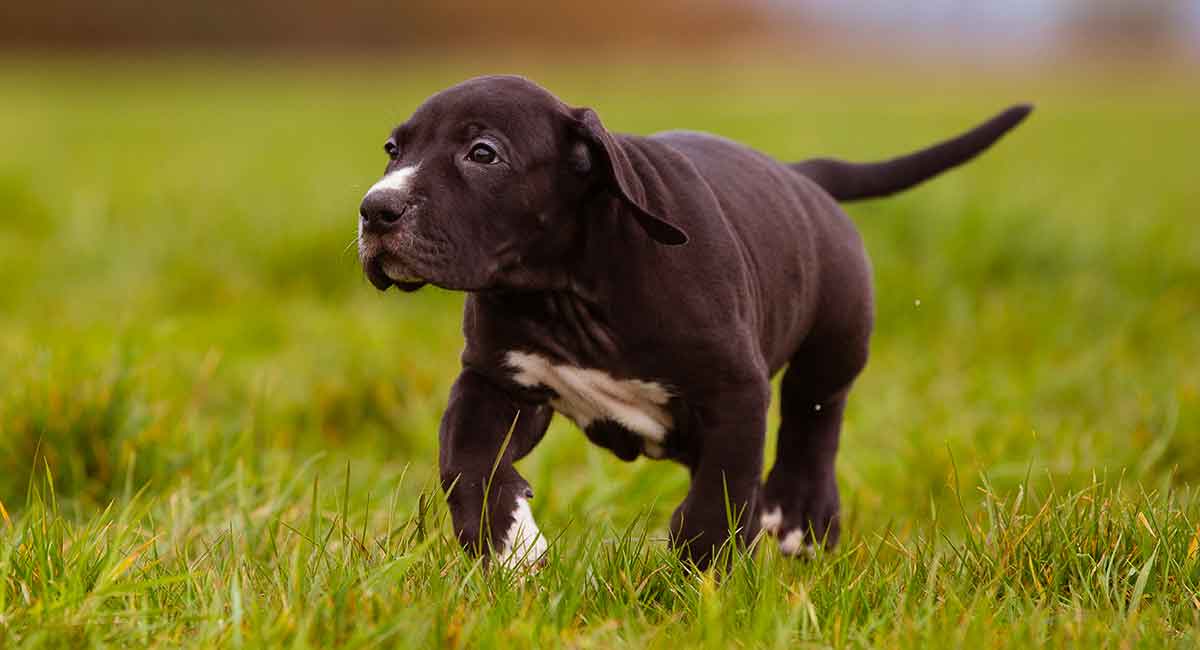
(642, 130), (869, 373)
(642, 105), (1032, 372)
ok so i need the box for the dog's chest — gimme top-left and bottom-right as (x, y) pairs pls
(505, 351), (673, 454)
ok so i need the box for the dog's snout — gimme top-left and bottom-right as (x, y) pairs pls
(359, 191), (408, 234)
(360, 165), (420, 234)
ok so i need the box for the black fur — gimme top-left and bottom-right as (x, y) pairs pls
(357, 75), (1031, 566)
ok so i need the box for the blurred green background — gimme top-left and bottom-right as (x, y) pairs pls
(1, 1), (1199, 646)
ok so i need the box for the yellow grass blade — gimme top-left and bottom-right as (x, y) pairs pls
(1137, 512), (1156, 539)
(110, 536), (159, 581)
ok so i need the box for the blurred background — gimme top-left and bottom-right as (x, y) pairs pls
(3, 0), (1199, 61)
(0, 0), (1197, 537)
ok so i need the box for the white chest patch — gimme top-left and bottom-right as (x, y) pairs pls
(505, 351), (674, 443)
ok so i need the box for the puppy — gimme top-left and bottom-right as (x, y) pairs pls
(357, 75), (1030, 567)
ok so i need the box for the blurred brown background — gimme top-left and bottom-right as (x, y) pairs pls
(3, 0), (1197, 63)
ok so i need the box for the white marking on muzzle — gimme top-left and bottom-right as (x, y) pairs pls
(505, 351), (673, 443)
(364, 164), (419, 199)
(496, 497), (548, 569)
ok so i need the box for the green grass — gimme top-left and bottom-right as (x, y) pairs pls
(1, 57), (1199, 647)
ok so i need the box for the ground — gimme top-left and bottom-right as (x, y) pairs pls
(1, 59), (1199, 648)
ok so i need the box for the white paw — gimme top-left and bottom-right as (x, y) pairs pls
(495, 497), (548, 570)
(778, 528), (815, 558)
(760, 506), (783, 535)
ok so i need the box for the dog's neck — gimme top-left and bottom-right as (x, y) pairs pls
(470, 194), (658, 366)
(474, 287), (618, 367)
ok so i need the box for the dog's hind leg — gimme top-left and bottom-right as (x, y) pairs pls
(668, 372), (771, 568)
(760, 329), (869, 556)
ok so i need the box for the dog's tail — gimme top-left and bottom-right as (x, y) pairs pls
(790, 104), (1033, 202)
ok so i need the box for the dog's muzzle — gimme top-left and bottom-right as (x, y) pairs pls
(358, 254), (422, 292)
(358, 188), (427, 292)
(360, 165), (436, 292)
(359, 190), (408, 237)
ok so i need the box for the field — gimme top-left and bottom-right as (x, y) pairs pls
(2, 58), (1199, 647)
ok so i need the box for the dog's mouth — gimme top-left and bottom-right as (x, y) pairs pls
(365, 256), (427, 293)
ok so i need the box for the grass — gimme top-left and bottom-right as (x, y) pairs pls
(1, 57), (1199, 647)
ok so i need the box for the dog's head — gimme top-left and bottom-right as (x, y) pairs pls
(357, 75), (687, 293)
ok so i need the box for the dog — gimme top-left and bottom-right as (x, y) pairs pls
(357, 75), (1030, 568)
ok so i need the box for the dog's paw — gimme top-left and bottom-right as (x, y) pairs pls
(759, 478), (840, 556)
(777, 528), (819, 559)
(494, 497), (548, 570)
(759, 504), (784, 535)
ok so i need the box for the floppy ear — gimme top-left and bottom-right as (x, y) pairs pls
(570, 108), (688, 246)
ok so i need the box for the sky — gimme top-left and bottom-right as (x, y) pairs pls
(765, 0), (1200, 54)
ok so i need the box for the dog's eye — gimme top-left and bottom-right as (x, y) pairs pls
(467, 143), (499, 165)
(383, 139), (399, 159)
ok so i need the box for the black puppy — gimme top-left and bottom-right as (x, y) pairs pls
(357, 75), (1030, 568)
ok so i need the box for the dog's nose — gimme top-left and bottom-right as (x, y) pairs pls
(359, 191), (407, 234)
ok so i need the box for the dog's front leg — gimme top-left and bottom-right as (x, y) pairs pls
(669, 376), (770, 568)
(438, 369), (552, 568)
